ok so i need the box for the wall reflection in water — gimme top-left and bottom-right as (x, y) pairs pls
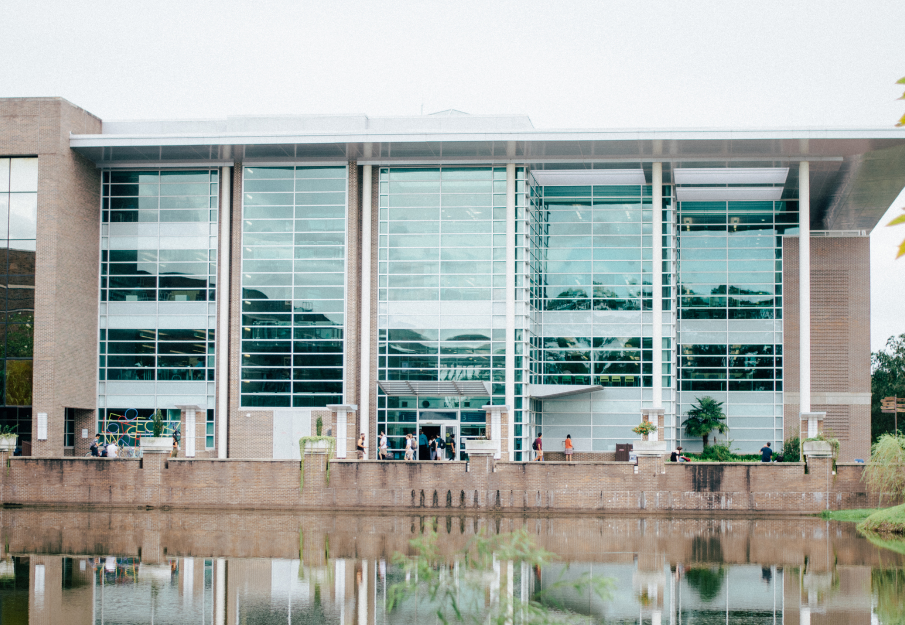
(0, 511), (901, 624)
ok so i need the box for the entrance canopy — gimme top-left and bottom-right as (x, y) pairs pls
(377, 380), (492, 396)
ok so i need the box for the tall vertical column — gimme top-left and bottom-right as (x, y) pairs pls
(652, 163), (663, 411)
(360, 165), (372, 453)
(217, 166), (232, 458)
(799, 161), (810, 414)
(505, 164), (516, 460)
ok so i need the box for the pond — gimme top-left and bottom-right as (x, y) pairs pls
(0, 509), (902, 623)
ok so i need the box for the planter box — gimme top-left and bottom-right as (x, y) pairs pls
(465, 439), (498, 455)
(301, 439), (333, 455)
(631, 440), (667, 456)
(140, 437), (173, 453)
(802, 440), (834, 457)
(0, 435), (15, 453)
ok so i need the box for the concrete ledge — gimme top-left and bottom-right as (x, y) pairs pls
(0, 454), (885, 513)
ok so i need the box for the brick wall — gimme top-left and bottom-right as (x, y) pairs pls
(0, 98), (102, 457)
(783, 236), (871, 461)
(0, 453), (892, 513)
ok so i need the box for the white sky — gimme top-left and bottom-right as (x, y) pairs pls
(2, 0), (905, 350)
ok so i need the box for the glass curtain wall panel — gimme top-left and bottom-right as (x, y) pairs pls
(0, 158), (37, 447)
(676, 199), (794, 452)
(98, 169), (220, 441)
(239, 165), (347, 408)
(512, 168), (530, 459)
(376, 167), (509, 457)
(527, 178), (675, 455)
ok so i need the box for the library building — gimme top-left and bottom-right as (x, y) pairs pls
(2, 96), (904, 462)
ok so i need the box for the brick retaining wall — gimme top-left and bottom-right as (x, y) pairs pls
(0, 453), (889, 513)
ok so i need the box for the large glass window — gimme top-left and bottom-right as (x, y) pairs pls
(98, 168), (219, 437)
(0, 158), (37, 439)
(239, 166), (347, 408)
(376, 167), (512, 455)
(675, 198), (792, 450)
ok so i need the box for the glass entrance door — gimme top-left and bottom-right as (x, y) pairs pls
(441, 424), (458, 461)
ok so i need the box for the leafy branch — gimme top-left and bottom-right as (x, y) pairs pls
(299, 436), (336, 491)
(387, 528), (614, 624)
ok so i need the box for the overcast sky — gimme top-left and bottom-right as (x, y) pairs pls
(2, 0), (904, 350)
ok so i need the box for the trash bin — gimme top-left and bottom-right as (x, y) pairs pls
(615, 443), (633, 462)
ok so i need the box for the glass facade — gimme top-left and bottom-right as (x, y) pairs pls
(675, 199), (793, 450)
(87, 160), (798, 457)
(98, 169), (220, 438)
(376, 167), (514, 457)
(0, 158), (37, 448)
(527, 178), (676, 453)
(239, 166), (347, 408)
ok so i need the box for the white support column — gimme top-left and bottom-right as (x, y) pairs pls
(799, 161), (811, 414)
(652, 163), (663, 410)
(505, 164), (516, 461)
(178, 405), (199, 457)
(482, 404), (508, 460)
(328, 404), (357, 459)
(215, 559), (226, 625)
(360, 165), (372, 453)
(217, 166), (232, 458)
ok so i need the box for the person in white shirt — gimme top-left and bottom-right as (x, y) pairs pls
(404, 434), (414, 461)
(106, 442), (118, 458)
(379, 431), (388, 460)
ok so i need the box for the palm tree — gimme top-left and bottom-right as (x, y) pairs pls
(683, 396), (728, 448)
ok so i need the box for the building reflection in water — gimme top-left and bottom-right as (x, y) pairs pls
(0, 513), (901, 623)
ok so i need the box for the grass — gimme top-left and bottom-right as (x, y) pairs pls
(819, 509), (879, 522)
(858, 503), (905, 535)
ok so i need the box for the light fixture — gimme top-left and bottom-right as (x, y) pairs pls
(676, 187), (783, 201)
(674, 168), (789, 185)
(531, 169), (646, 186)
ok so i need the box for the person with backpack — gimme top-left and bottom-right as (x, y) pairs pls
(436, 434), (446, 461)
(533, 433), (543, 461)
(89, 433), (102, 457)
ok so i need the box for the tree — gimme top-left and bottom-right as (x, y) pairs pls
(889, 76), (905, 258)
(861, 434), (905, 504)
(683, 396), (728, 448)
(871, 334), (905, 442)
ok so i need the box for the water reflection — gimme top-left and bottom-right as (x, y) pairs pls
(0, 511), (901, 623)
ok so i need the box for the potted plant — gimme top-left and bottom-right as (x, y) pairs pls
(632, 421), (657, 441)
(802, 433), (838, 458)
(140, 410), (174, 453)
(0, 425), (16, 452)
(632, 420), (667, 455)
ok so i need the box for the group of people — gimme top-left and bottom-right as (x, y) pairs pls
(400, 429), (455, 461)
(351, 431), (457, 461)
(89, 433), (119, 458)
(530, 433), (575, 462)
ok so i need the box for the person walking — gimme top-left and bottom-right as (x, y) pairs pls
(89, 433), (102, 457)
(357, 433), (366, 460)
(379, 431), (388, 460)
(429, 435), (438, 461)
(436, 434), (445, 461)
(760, 442), (773, 463)
(404, 434), (414, 461)
(564, 434), (573, 461)
(418, 429), (428, 461)
(533, 433), (543, 461)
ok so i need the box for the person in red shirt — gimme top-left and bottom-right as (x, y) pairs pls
(533, 433), (543, 461)
(564, 434), (573, 461)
